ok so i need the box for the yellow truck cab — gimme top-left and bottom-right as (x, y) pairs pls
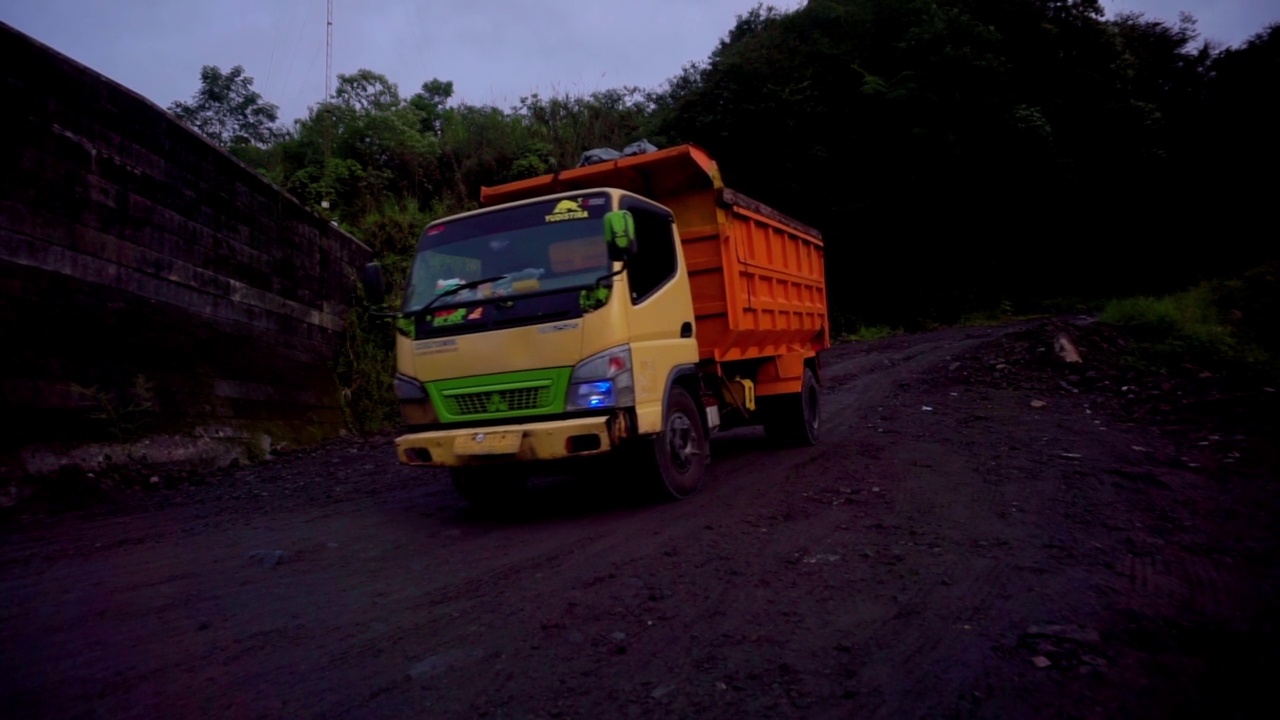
(362, 145), (828, 505)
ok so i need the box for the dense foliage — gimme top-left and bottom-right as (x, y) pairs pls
(168, 0), (1278, 428)
(646, 1), (1277, 327)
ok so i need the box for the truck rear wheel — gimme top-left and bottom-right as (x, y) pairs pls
(450, 466), (526, 509)
(651, 385), (708, 500)
(762, 368), (820, 447)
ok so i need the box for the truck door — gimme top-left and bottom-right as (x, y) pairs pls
(620, 197), (700, 435)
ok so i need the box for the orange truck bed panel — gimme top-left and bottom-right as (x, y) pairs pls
(480, 145), (829, 366)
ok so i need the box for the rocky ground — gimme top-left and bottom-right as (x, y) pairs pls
(2, 318), (1276, 719)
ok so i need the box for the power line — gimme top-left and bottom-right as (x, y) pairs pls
(264, 0), (299, 100)
(401, 0), (429, 72)
(279, 0), (311, 111)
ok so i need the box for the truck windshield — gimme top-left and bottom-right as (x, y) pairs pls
(403, 194), (612, 314)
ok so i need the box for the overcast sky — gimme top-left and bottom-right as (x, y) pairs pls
(2, 0), (1275, 124)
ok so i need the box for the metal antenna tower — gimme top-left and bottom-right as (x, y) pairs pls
(325, 0), (334, 100)
(321, 0), (334, 218)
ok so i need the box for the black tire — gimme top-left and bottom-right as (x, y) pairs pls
(650, 385), (709, 500)
(762, 368), (820, 447)
(450, 465), (526, 508)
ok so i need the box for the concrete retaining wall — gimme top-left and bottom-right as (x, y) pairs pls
(0, 22), (374, 480)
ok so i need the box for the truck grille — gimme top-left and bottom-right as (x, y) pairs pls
(442, 386), (553, 416)
(428, 368), (570, 422)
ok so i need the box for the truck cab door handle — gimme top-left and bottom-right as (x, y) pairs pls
(680, 322), (693, 338)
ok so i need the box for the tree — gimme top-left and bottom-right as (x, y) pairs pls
(333, 70), (403, 114)
(269, 69), (442, 221)
(646, 0), (1274, 327)
(409, 78), (455, 135)
(168, 65), (281, 148)
(170, 3), (1278, 335)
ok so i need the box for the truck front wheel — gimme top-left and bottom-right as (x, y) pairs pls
(762, 368), (820, 447)
(651, 385), (708, 500)
(450, 466), (526, 509)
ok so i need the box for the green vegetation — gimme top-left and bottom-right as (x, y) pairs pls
(956, 300), (1044, 329)
(69, 375), (158, 441)
(838, 325), (902, 343)
(1101, 266), (1278, 379)
(168, 1), (1280, 430)
(168, 65), (282, 148)
(334, 297), (399, 434)
(1102, 288), (1230, 345)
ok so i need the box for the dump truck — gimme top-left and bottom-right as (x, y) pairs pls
(361, 144), (828, 505)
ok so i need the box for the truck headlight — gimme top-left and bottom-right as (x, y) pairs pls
(394, 373), (427, 400)
(566, 345), (634, 411)
(394, 373), (438, 425)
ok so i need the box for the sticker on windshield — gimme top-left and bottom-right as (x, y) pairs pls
(545, 198), (590, 223)
(432, 308), (468, 327)
(428, 306), (486, 328)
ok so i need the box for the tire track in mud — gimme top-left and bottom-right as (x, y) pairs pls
(362, 325), (1032, 717)
(5, 319), (1273, 720)
(0, 323), (1047, 720)
(566, 323), (1065, 719)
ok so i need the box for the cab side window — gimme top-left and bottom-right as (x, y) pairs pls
(624, 204), (678, 304)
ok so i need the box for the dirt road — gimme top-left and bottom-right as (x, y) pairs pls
(3, 321), (1277, 719)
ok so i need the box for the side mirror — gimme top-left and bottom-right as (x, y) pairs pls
(603, 210), (637, 261)
(360, 262), (386, 306)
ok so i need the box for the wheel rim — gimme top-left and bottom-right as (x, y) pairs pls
(667, 411), (696, 473)
(805, 384), (820, 432)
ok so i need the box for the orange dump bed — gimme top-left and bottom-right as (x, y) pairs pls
(481, 145), (828, 375)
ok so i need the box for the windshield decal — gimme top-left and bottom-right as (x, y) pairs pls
(429, 305), (488, 328)
(412, 289), (584, 339)
(545, 198), (590, 223)
(432, 308), (468, 327)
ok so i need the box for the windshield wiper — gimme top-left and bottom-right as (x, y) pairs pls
(408, 275), (509, 318)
